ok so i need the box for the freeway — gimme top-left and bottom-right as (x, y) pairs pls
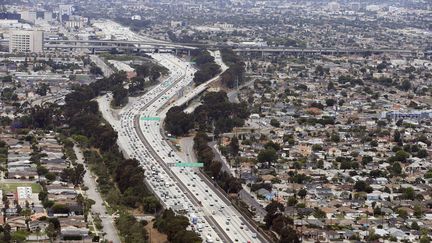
(137, 53), (264, 242)
(99, 52), (264, 242)
(100, 54), (228, 242)
(167, 50), (228, 109)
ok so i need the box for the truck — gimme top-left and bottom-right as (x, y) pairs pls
(197, 223), (203, 232)
(206, 235), (214, 243)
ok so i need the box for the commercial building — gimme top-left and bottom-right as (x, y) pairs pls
(9, 30), (44, 53)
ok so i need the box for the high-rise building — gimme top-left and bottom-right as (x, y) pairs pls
(9, 30), (44, 53)
(59, 4), (73, 22)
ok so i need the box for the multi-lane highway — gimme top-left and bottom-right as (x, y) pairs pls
(99, 53), (264, 243)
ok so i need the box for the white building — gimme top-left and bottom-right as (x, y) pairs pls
(16, 186), (32, 202)
(9, 30), (44, 53)
(328, 1), (341, 11)
(59, 4), (73, 22)
(18, 10), (37, 24)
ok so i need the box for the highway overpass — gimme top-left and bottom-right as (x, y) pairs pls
(1, 38), (429, 57)
(232, 47), (428, 57)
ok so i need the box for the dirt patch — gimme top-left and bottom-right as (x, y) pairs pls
(145, 221), (168, 243)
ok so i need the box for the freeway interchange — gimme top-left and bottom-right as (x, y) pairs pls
(98, 53), (265, 243)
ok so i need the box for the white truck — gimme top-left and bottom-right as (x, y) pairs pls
(206, 235), (214, 243)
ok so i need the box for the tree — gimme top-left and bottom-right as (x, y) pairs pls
(72, 135), (90, 147)
(46, 222), (58, 242)
(1, 87), (17, 101)
(112, 85), (128, 107)
(3, 224), (11, 242)
(154, 209), (200, 242)
(172, 230), (202, 243)
(315, 65), (324, 76)
(313, 208), (326, 218)
(327, 81), (335, 91)
(394, 130), (403, 144)
(402, 187), (415, 200)
(370, 140), (378, 147)
(36, 83), (50, 96)
(165, 106), (194, 136)
(45, 172), (56, 181)
(279, 227), (300, 243)
(287, 196), (298, 206)
(420, 235), (431, 243)
(90, 65), (103, 76)
(411, 221), (420, 230)
(143, 196), (161, 213)
(51, 204), (70, 214)
(394, 150), (409, 162)
(414, 205), (423, 218)
(391, 162), (402, 176)
(37, 165), (49, 176)
(312, 144), (322, 152)
(270, 118), (280, 127)
(397, 209), (408, 219)
(417, 149), (428, 158)
(2, 75), (12, 83)
(330, 133), (340, 143)
(265, 141), (281, 151)
(258, 148), (278, 165)
(354, 180), (372, 193)
(362, 156), (373, 165)
(208, 160), (222, 178)
(229, 136), (239, 157)
(271, 214), (293, 234)
(297, 189), (307, 199)
(264, 201), (285, 228)
(60, 164), (85, 186)
(310, 101), (324, 110)
(400, 80), (412, 91)
(129, 77), (146, 93)
(325, 98), (336, 107)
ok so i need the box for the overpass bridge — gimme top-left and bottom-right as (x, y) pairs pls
(233, 47), (427, 57)
(43, 40), (426, 56)
(1, 38), (429, 57)
(43, 39), (197, 54)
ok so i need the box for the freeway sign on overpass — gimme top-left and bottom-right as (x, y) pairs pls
(140, 116), (160, 121)
(167, 162), (204, 167)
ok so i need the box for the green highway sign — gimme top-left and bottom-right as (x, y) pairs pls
(175, 162), (204, 168)
(141, 117), (160, 121)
